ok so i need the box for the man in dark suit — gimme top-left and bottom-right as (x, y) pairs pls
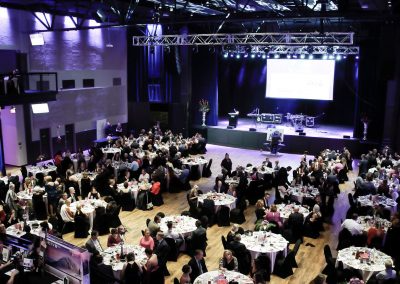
(287, 206), (304, 242)
(229, 234), (247, 257)
(188, 220), (207, 253)
(91, 254), (117, 284)
(21, 225), (37, 243)
(263, 157), (273, 168)
(358, 154), (369, 177)
(85, 230), (103, 254)
(263, 191), (271, 209)
(154, 231), (170, 275)
(188, 249), (208, 282)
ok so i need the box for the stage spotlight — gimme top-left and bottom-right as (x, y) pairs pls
(274, 54), (279, 59)
(300, 54), (306, 59)
(308, 54), (314, 59)
(286, 54), (291, 59)
(267, 55), (270, 58)
(343, 55), (347, 59)
(257, 54), (261, 58)
(262, 54), (266, 59)
(336, 55), (342, 61)
(236, 54), (241, 59)
(223, 53), (228, 58)
(328, 54), (334, 60)
(355, 55), (359, 60)
(323, 54), (328, 60)
(244, 53), (248, 58)
(251, 53), (255, 59)
(230, 53), (234, 58)
(292, 54), (298, 59)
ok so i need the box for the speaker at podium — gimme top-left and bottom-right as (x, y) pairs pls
(228, 109), (239, 128)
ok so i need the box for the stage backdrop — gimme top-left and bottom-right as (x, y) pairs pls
(218, 58), (358, 126)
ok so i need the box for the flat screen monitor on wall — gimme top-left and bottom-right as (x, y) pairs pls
(31, 103), (49, 114)
(266, 59), (335, 100)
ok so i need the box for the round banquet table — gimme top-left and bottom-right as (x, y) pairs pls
(160, 215), (197, 238)
(276, 203), (309, 223)
(102, 244), (147, 280)
(240, 231), (288, 273)
(102, 147), (121, 155)
(181, 157), (208, 176)
(357, 216), (391, 233)
(357, 195), (397, 215)
(336, 246), (392, 282)
(26, 165), (57, 176)
(245, 166), (274, 175)
(198, 192), (236, 211)
(288, 186), (319, 204)
(194, 270), (253, 284)
(70, 199), (107, 231)
(6, 220), (53, 238)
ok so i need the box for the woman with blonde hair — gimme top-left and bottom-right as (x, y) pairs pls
(219, 250), (238, 272)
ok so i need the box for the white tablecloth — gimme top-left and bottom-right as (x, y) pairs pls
(160, 215), (197, 237)
(357, 195), (397, 215)
(245, 166), (274, 175)
(276, 204), (309, 223)
(357, 216), (391, 233)
(288, 186), (319, 204)
(102, 148), (121, 154)
(198, 192), (236, 211)
(102, 244), (147, 280)
(26, 165), (57, 176)
(240, 231), (288, 272)
(336, 246), (392, 282)
(194, 270), (253, 284)
(6, 220), (53, 238)
(181, 157), (208, 176)
(70, 200), (107, 231)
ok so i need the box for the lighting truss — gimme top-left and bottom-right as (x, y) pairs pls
(224, 45), (359, 55)
(132, 32), (354, 46)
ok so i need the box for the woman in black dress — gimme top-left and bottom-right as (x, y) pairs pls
(121, 252), (142, 284)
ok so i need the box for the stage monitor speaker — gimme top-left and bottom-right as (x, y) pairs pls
(227, 126), (234, 129)
(299, 132), (306, 136)
(343, 135), (351, 139)
(249, 128), (256, 132)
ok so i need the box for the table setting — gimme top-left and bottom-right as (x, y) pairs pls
(336, 246), (392, 282)
(181, 157), (208, 176)
(101, 147), (121, 155)
(198, 192), (236, 210)
(194, 270), (253, 284)
(6, 220), (53, 238)
(288, 186), (319, 204)
(26, 165), (57, 176)
(102, 244), (147, 279)
(276, 203), (309, 222)
(357, 216), (391, 233)
(160, 215), (197, 237)
(70, 199), (107, 231)
(357, 195), (397, 214)
(240, 231), (288, 272)
(245, 166), (274, 175)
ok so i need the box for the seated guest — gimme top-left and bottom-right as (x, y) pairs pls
(60, 199), (75, 223)
(139, 228), (155, 250)
(219, 250), (238, 272)
(180, 264), (192, 284)
(228, 234), (247, 257)
(377, 179), (391, 198)
(341, 214), (364, 236)
(107, 228), (122, 247)
(57, 193), (68, 214)
(376, 260), (396, 282)
(0, 205), (6, 224)
(88, 186), (101, 200)
(304, 204), (323, 238)
(221, 153), (233, 176)
(121, 252), (142, 284)
(147, 215), (161, 237)
(21, 225), (36, 242)
(255, 200), (266, 221)
(92, 254), (118, 284)
(367, 222), (385, 247)
(227, 224), (240, 243)
(139, 169), (150, 183)
(213, 179), (227, 194)
(252, 256), (271, 283)
(6, 209), (19, 227)
(164, 221), (184, 248)
(68, 187), (78, 203)
(188, 249), (208, 283)
(85, 230), (103, 253)
(264, 204), (282, 227)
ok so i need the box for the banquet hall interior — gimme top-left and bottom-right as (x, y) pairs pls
(0, 0), (400, 283)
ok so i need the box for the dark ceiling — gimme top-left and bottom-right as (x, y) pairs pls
(0, 0), (398, 33)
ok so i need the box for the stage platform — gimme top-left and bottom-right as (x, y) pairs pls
(192, 118), (379, 157)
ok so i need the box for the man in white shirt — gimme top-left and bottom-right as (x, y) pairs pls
(341, 214), (363, 236)
(376, 260), (397, 282)
(164, 221), (184, 249)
